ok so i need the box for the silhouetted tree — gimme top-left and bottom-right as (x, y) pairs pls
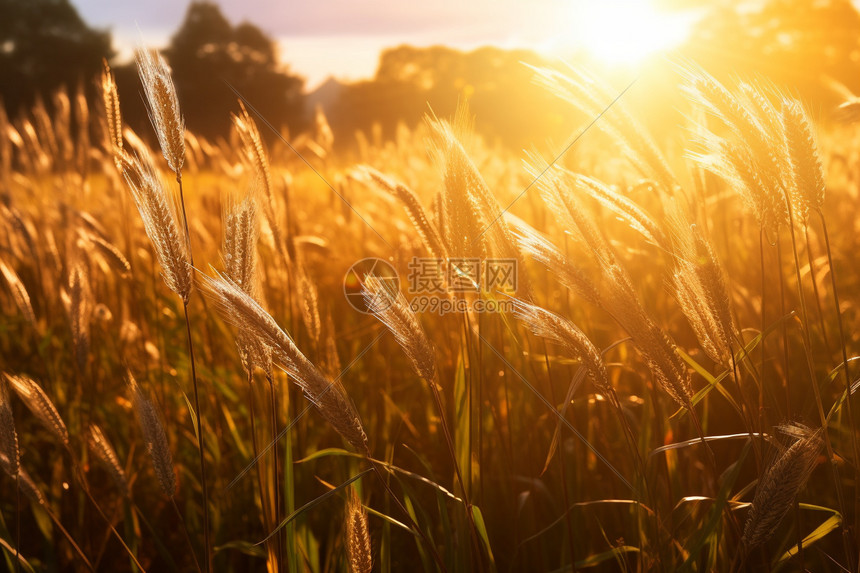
(0, 0), (112, 114)
(162, 1), (305, 139)
(328, 45), (572, 149)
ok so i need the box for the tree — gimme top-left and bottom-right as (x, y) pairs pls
(0, 0), (112, 114)
(162, 1), (305, 139)
(329, 45), (573, 149)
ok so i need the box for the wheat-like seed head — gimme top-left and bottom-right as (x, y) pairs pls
(199, 272), (369, 453)
(345, 489), (372, 573)
(79, 230), (132, 279)
(743, 423), (823, 548)
(296, 263), (322, 344)
(599, 264), (693, 408)
(431, 124), (487, 259)
(0, 205), (37, 266)
(68, 262), (91, 372)
(73, 83), (90, 176)
(690, 227), (734, 357)
(703, 139), (788, 235)
(526, 159), (615, 264)
(685, 71), (792, 234)
(521, 162), (693, 406)
(136, 48), (185, 175)
(87, 424), (128, 493)
(314, 105), (335, 154)
(128, 373), (176, 498)
(531, 65), (676, 190)
(512, 300), (612, 398)
(781, 100), (825, 226)
(223, 189), (259, 294)
(231, 103), (289, 266)
(0, 454), (43, 505)
(322, 312), (342, 380)
(232, 103), (273, 199)
(738, 82), (784, 136)
(223, 181), (273, 375)
(120, 151), (192, 302)
(353, 165), (449, 260)
(683, 70), (767, 149)
(0, 378), (19, 478)
(362, 276), (437, 383)
(428, 113), (524, 274)
(666, 205), (734, 365)
(514, 226), (601, 306)
(566, 170), (670, 249)
(4, 374), (68, 447)
(100, 59), (123, 167)
(0, 258), (36, 326)
(32, 96), (58, 164)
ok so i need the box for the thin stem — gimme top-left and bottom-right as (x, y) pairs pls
(183, 302), (210, 573)
(176, 172), (193, 267)
(759, 228), (766, 434)
(785, 206), (852, 568)
(731, 345), (762, 469)
(817, 208), (860, 559)
(776, 236), (791, 417)
(804, 226), (831, 350)
(267, 374), (284, 572)
(793, 502), (805, 571)
(170, 498), (202, 573)
(42, 501), (94, 571)
(428, 372), (485, 571)
(368, 462), (447, 572)
(15, 472), (19, 573)
(542, 349), (577, 570)
(247, 371), (276, 572)
(74, 467), (147, 572)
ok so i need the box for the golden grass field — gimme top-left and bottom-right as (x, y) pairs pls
(1, 49), (860, 573)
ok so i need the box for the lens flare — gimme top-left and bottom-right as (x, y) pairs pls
(563, 0), (694, 65)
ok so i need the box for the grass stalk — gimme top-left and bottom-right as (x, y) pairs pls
(14, 473), (19, 573)
(804, 226), (831, 350)
(775, 235), (791, 417)
(183, 302), (210, 573)
(785, 202), (852, 568)
(176, 174), (193, 267)
(759, 227), (767, 433)
(170, 498), (202, 573)
(429, 369), (485, 571)
(247, 371), (277, 572)
(816, 208), (860, 556)
(266, 373), (284, 571)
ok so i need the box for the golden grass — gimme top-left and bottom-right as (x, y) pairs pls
(0, 56), (858, 572)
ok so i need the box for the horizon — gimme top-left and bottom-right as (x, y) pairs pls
(73, 0), (699, 89)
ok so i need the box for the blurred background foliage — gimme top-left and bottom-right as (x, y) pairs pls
(3, 0), (860, 147)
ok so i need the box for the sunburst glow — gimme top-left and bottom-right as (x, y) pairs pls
(563, 0), (694, 65)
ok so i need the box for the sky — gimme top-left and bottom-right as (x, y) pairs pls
(72, 0), (696, 89)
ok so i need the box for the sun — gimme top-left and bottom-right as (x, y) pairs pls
(561, 0), (694, 65)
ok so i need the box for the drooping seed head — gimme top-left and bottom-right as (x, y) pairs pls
(128, 372), (176, 498)
(136, 48), (185, 175)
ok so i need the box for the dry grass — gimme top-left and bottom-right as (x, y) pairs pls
(0, 54), (858, 573)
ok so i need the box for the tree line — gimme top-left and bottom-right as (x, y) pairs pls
(3, 0), (860, 149)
